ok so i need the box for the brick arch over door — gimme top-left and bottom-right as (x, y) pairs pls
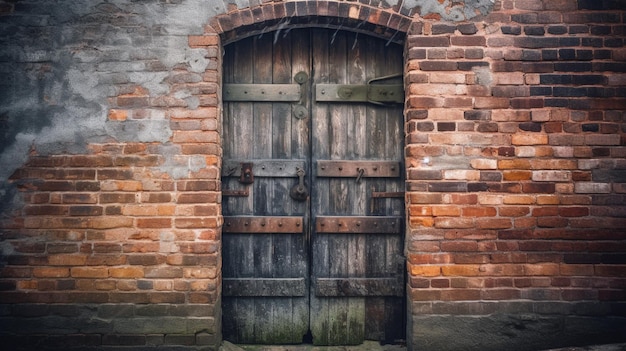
(201, 4), (416, 345)
(207, 1), (416, 44)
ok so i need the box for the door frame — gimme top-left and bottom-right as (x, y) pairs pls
(218, 25), (409, 344)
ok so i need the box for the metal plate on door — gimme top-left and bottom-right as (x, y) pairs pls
(315, 216), (401, 234)
(223, 216), (304, 234)
(223, 84), (301, 102)
(315, 84), (403, 104)
(222, 159), (306, 177)
(316, 160), (400, 178)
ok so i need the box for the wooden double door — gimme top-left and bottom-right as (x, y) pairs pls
(221, 28), (405, 345)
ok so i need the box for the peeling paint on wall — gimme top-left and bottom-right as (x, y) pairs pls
(0, 0), (223, 189)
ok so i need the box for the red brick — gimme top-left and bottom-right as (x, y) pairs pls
(108, 109), (128, 121)
(558, 207), (589, 217)
(33, 267), (70, 278)
(109, 267), (144, 278)
(172, 131), (219, 143)
(408, 240), (441, 252)
(474, 97), (510, 109)
(177, 192), (219, 203)
(122, 241), (160, 254)
(451, 36), (486, 46)
(449, 194), (478, 205)
(452, 253), (490, 264)
(441, 265), (480, 276)
(498, 159), (531, 170)
(503, 170), (532, 180)
(408, 96), (444, 108)
(434, 218), (474, 229)
(482, 289), (521, 300)
(441, 289), (481, 301)
(462, 207), (497, 217)
(476, 218), (513, 229)
(178, 242), (218, 254)
(188, 35), (219, 47)
(136, 218), (172, 228)
(71, 267), (109, 278)
(441, 241), (479, 252)
(500, 207), (530, 217)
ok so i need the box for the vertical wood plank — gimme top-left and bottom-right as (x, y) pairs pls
(222, 30), (309, 345)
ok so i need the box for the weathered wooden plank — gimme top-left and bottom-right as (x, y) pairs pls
(316, 160), (401, 178)
(223, 278), (306, 297)
(315, 216), (402, 234)
(222, 31), (310, 345)
(315, 278), (403, 297)
(222, 159), (306, 177)
(223, 216), (303, 234)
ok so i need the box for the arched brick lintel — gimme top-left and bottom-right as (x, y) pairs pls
(207, 2), (419, 45)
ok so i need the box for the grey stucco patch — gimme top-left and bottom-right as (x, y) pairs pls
(156, 143), (207, 180)
(0, 0), (225, 184)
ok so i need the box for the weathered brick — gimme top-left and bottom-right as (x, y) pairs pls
(512, 133), (548, 145)
(71, 267), (108, 278)
(409, 37), (450, 47)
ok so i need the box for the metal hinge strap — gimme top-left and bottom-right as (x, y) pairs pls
(315, 216), (401, 234)
(222, 159), (306, 178)
(223, 84), (301, 102)
(223, 216), (303, 234)
(317, 160), (400, 178)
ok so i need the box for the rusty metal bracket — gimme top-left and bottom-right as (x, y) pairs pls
(222, 159), (306, 178)
(315, 74), (404, 104)
(223, 84), (301, 102)
(317, 160), (400, 178)
(239, 162), (254, 184)
(315, 216), (401, 234)
(223, 216), (304, 234)
(222, 189), (249, 197)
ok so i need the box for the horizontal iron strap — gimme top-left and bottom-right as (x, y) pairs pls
(223, 216), (304, 234)
(315, 84), (404, 104)
(223, 84), (301, 102)
(315, 216), (401, 234)
(223, 278), (306, 297)
(222, 159), (306, 177)
(222, 189), (249, 197)
(315, 278), (403, 297)
(317, 160), (400, 178)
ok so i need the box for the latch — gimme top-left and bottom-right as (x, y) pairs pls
(239, 162), (254, 184)
(290, 167), (308, 201)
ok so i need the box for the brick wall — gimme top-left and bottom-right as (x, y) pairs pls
(0, 0), (625, 350)
(1, 1), (224, 349)
(405, 0), (626, 349)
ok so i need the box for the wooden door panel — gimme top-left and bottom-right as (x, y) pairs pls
(310, 29), (405, 345)
(222, 28), (404, 345)
(222, 30), (310, 344)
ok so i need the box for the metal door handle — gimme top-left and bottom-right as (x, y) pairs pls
(290, 167), (308, 201)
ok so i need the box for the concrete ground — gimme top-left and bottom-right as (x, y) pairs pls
(221, 340), (626, 351)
